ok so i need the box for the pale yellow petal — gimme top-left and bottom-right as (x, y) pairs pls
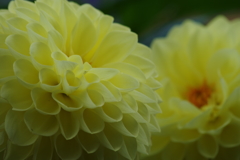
(62, 70), (81, 94)
(109, 73), (139, 92)
(60, 0), (77, 39)
(105, 62), (146, 81)
(78, 130), (99, 154)
(26, 22), (47, 43)
(4, 141), (33, 160)
(15, 0), (37, 12)
(197, 135), (218, 158)
(130, 84), (157, 103)
(88, 68), (119, 80)
(6, 34), (30, 59)
(5, 110), (38, 146)
(71, 13), (97, 57)
(171, 129), (200, 143)
(31, 87), (60, 115)
(24, 108), (59, 136)
(118, 136), (137, 160)
(0, 55), (15, 84)
(111, 114), (139, 137)
(218, 118), (240, 147)
(88, 83), (120, 102)
(97, 124), (123, 151)
(55, 134), (82, 160)
(53, 92), (83, 111)
(39, 68), (62, 92)
(1, 79), (32, 111)
(7, 17), (28, 36)
(15, 7), (39, 22)
(30, 42), (54, 69)
(56, 110), (80, 140)
(94, 103), (123, 122)
(14, 59), (39, 88)
(91, 31), (137, 67)
(80, 108), (105, 134)
(207, 48), (240, 83)
(123, 54), (155, 78)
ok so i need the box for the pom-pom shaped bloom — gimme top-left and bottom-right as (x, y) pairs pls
(0, 0), (161, 159)
(143, 16), (240, 160)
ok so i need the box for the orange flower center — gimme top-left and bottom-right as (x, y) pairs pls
(187, 83), (212, 108)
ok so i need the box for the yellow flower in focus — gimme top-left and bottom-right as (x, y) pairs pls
(0, 0), (161, 159)
(143, 16), (240, 160)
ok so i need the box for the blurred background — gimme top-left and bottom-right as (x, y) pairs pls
(1, 0), (240, 46)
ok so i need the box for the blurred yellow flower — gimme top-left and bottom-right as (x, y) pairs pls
(143, 16), (240, 160)
(0, 0), (161, 159)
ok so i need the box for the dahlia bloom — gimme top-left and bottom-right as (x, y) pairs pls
(143, 16), (240, 160)
(0, 0), (161, 159)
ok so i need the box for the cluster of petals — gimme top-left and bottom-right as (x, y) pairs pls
(0, 0), (162, 159)
(143, 16), (240, 160)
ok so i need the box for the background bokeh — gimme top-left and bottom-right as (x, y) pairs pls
(1, 0), (240, 46)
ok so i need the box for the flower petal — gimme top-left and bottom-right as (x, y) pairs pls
(56, 110), (80, 140)
(5, 110), (38, 146)
(55, 134), (82, 160)
(171, 129), (200, 143)
(88, 83), (120, 102)
(105, 62), (146, 81)
(7, 17), (28, 36)
(78, 130), (100, 154)
(24, 108), (59, 136)
(97, 124), (123, 151)
(31, 87), (60, 115)
(218, 118), (240, 147)
(93, 103), (123, 122)
(118, 136), (137, 160)
(14, 59), (39, 88)
(33, 137), (53, 160)
(111, 114), (139, 137)
(4, 141), (33, 160)
(161, 142), (186, 160)
(26, 22), (47, 43)
(53, 92), (83, 111)
(71, 13), (97, 58)
(91, 31), (137, 67)
(39, 68), (62, 92)
(123, 54), (155, 78)
(1, 79), (33, 111)
(109, 73), (139, 92)
(6, 34), (30, 59)
(62, 70), (81, 94)
(88, 68), (119, 80)
(197, 135), (218, 158)
(30, 42), (54, 68)
(0, 55), (15, 84)
(0, 98), (11, 127)
(80, 108), (105, 134)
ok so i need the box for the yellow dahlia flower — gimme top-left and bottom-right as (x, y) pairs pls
(0, 0), (161, 159)
(143, 16), (240, 160)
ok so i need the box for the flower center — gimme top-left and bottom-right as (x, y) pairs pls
(187, 82), (212, 108)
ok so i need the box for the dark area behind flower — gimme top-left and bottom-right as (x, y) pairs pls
(1, 0), (240, 45)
